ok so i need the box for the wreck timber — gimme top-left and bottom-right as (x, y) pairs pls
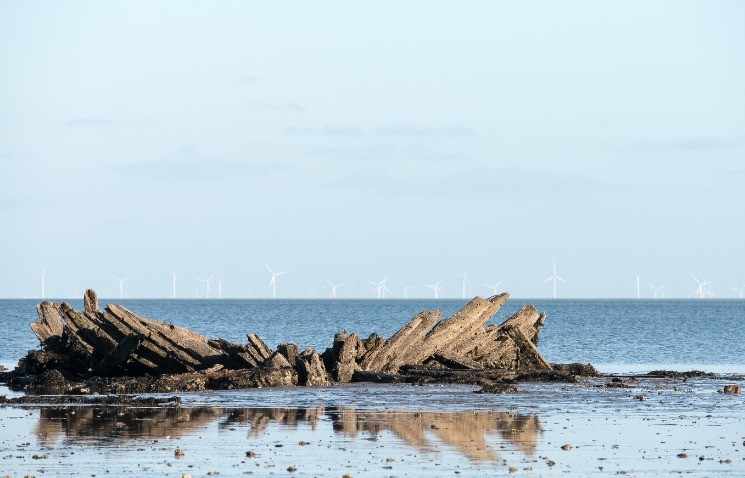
(6, 289), (571, 392)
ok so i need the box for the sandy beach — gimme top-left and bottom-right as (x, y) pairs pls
(1, 375), (744, 477)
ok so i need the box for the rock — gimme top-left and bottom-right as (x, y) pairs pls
(287, 466), (297, 472)
(722, 385), (742, 394)
(561, 444), (573, 450)
(246, 450), (260, 458)
(174, 447), (184, 457)
(677, 453), (688, 458)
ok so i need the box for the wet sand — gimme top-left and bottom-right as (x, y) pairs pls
(1, 376), (744, 477)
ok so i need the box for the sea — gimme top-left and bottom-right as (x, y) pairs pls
(1, 298), (743, 374)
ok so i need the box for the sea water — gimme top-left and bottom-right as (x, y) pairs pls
(1, 298), (743, 373)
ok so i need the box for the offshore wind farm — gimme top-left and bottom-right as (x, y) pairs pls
(21, 263), (744, 300)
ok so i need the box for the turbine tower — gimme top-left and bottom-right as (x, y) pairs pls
(113, 275), (129, 299)
(197, 274), (214, 299)
(634, 274), (641, 299)
(424, 280), (443, 299)
(326, 279), (343, 299)
(171, 272), (177, 299)
(543, 260), (566, 299)
(217, 280), (223, 299)
(732, 284), (745, 299)
(459, 272), (469, 299)
(265, 264), (288, 299)
(401, 282), (414, 299)
(38, 268), (47, 299)
(484, 280), (503, 296)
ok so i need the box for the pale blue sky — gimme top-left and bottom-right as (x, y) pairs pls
(1, 1), (744, 298)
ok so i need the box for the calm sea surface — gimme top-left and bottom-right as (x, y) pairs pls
(1, 298), (743, 373)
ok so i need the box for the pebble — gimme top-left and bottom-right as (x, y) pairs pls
(508, 466), (518, 473)
(182, 475), (192, 478)
(298, 441), (310, 446)
(635, 395), (647, 401)
(677, 453), (688, 458)
(342, 475), (353, 478)
(561, 444), (573, 450)
(287, 466), (297, 472)
(246, 450), (260, 458)
(722, 385), (742, 394)
(174, 448), (185, 457)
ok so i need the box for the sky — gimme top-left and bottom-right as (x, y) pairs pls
(1, 1), (744, 299)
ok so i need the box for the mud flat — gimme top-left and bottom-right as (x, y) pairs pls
(1, 373), (744, 477)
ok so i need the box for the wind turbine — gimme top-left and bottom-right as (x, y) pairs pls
(38, 268), (47, 299)
(543, 260), (567, 299)
(424, 280), (443, 299)
(113, 275), (129, 299)
(691, 274), (714, 299)
(171, 272), (177, 299)
(401, 282), (414, 299)
(648, 283), (664, 299)
(484, 280), (503, 296)
(217, 280), (223, 299)
(459, 272), (473, 299)
(197, 274), (214, 299)
(634, 274), (641, 299)
(326, 279), (343, 299)
(368, 278), (391, 299)
(265, 264), (288, 299)
(732, 285), (745, 299)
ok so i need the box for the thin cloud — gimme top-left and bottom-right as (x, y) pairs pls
(237, 75), (259, 84)
(116, 159), (287, 180)
(323, 167), (614, 198)
(244, 99), (305, 113)
(66, 118), (120, 127)
(283, 126), (363, 137)
(611, 136), (742, 154)
(309, 143), (466, 162)
(375, 125), (477, 137)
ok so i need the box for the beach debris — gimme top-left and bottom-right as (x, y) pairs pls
(721, 385), (742, 394)
(7, 289), (559, 392)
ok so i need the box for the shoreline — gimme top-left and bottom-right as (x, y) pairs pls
(1, 376), (744, 477)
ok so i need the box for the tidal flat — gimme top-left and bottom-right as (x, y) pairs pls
(1, 376), (744, 477)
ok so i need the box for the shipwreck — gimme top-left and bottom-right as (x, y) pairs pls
(1, 289), (595, 394)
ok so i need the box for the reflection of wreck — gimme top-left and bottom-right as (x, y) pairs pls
(8, 289), (560, 393)
(34, 406), (541, 463)
(34, 406), (221, 445)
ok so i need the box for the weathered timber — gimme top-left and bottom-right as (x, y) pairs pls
(84, 289), (99, 314)
(12, 288), (558, 392)
(296, 349), (331, 386)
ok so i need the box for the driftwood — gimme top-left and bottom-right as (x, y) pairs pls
(6, 289), (569, 392)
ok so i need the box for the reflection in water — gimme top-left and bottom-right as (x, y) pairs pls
(34, 406), (540, 463)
